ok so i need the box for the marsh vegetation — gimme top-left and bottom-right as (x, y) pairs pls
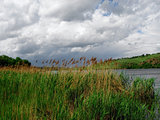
(0, 54), (160, 119)
(0, 67), (159, 119)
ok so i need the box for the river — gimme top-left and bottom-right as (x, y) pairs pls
(114, 69), (160, 90)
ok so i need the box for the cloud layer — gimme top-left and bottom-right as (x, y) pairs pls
(0, 0), (160, 64)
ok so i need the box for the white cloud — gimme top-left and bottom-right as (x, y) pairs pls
(71, 45), (93, 53)
(0, 0), (160, 63)
(39, 0), (99, 21)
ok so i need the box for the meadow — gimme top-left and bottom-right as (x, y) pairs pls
(95, 53), (160, 69)
(0, 67), (160, 120)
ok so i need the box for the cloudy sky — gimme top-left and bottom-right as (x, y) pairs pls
(0, 0), (160, 64)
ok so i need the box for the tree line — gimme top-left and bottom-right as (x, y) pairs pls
(0, 55), (31, 67)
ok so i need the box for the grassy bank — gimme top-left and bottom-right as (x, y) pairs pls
(0, 68), (159, 119)
(93, 53), (160, 69)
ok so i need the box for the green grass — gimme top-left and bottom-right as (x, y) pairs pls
(94, 53), (160, 69)
(0, 69), (159, 120)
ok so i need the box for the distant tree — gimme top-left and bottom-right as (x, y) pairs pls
(23, 59), (31, 66)
(16, 57), (22, 61)
(0, 55), (31, 67)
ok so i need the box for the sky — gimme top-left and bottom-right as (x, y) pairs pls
(0, 0), (160, 64)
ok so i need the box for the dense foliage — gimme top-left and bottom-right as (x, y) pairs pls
(0, 68), (159, 119)
(0, 55), (31, 67)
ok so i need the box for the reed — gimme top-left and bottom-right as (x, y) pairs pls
(0, 67), (159, 120)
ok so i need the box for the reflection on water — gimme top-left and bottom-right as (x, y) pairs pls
(115, 69), (160, 89)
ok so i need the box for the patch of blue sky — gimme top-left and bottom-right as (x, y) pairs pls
(110, 1), (118, 7)
(137, 30), (144, 34)
(103, 12), (111, 16)
(100, 0), (105, 4)
(96, 0), (105, 9)
(109, 0), (113, 2)
(96, 0), (118, 9)
(114, 2), (118, 7)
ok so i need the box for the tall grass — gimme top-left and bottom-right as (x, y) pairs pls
(0, 68), (159, 119)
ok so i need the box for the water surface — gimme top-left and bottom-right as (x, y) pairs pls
(115, 69), (160, 89)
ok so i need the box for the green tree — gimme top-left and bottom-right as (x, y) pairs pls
(0, 55), (31, 67)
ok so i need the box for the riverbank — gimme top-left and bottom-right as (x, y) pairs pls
(0, 68), (159, 119)
(88, 53), (160, 69)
